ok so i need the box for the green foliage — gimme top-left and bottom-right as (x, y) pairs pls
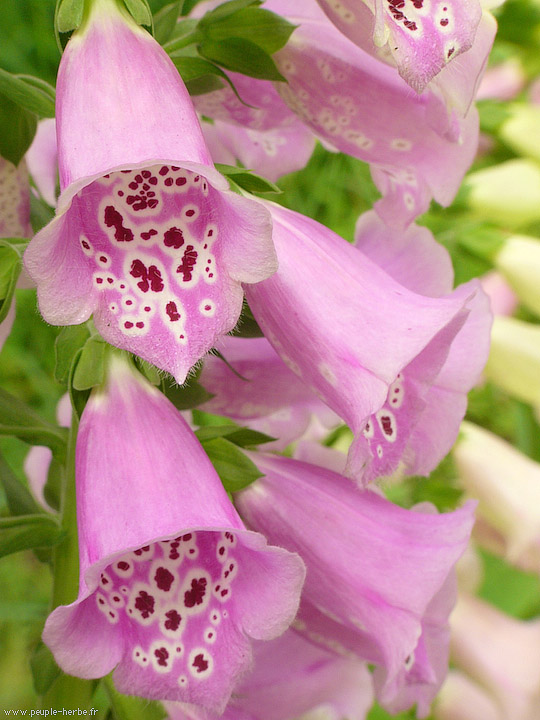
(201, 436), (263, 493)
(123, 0), (154, 28)
(153, 1), (182, 44)
(0, 387), (68, 460)
(0, 68), (55, 118)
(0, 514), (63, 558)
(55, 0), (84, 34)
(0, 449), (42, 517)
(0, 242), (23, 325)
(199, 7), (295, 55)
(30, 643), (62, 696)
(55, 325), (92, 385)
(216, 163), (282, 194)
(0, 94), (37, 166)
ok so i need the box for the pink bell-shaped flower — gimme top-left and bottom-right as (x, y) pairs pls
(314, 0), (487, 96)
(23, 0), (275, 383)
(245, 202), (487, 483)
(263, 0), (480, 227)
(42, 355), (305, 712)
(235, 453), (475, 711)
(166, 630), (373, 720)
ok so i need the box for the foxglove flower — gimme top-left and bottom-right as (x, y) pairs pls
(373, 534), (458, 717)
(434, 671), (501, 720)
(235, 453), (475, 705)
(450, 594), (540, 720)
(167, 630), (373, 720)
(314, 0), (487, 96)
(480, 271), (518, 317)
(42, 356), (305, 711)
(264, 0), (480, 226)
(23, 0), (275, 383)
(245, 202), (485, 482)
(199, 336), (339, 450)
(494, 235), (540, 318)
(350, 211), (491, 482)
(454, 422), (540, 571)
(192, 70), (315, 182)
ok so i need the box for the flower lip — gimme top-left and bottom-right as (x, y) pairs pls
(56, 160), (229, 216)
(79, 523), (272, 606)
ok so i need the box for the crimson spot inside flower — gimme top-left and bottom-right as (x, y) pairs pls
(381, 416), (394, 437)
(130, 259), (164, 293)
(176, 246), (198, 282)
(117, 561), (129, 571)
(134, 590), (155, 619)
(155, 566), (175, 591)
(166, 301), (181, 322)
(141, 229), (157, 241)
(134, 545), (151, 556)
(164, 227), (185, 249)
(104, 206), (133, 242)
(184, 577), (207, 608)
(192, 653), (208, 674)
(164, 609), (182, 631)
(154, 647), (169, 667)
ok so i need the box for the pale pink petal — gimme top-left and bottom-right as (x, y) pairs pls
(315, 0), (483, 95)
(236, 453), (475, 688)
(201, 120), (315, 182)
(450, 594), (540, 720)
(434, 671), (503, 720)
(26, 118), (58, 207)
(480, 270), (519, 317)
(269, 14), (479, 226)
(354, 209), (454, 296)
(245, 202), (479, 483)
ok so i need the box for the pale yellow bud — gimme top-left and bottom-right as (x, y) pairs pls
(495, 235), (540, 317)
(466, 159), (540, 228)
(484, 316), (540, 406)
(500, 104), (540, 163)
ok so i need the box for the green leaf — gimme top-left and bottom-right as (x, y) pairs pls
(55, 325), (92, 385)
(0, 514), (63, 558)
(134, 357), (162, 386)
(123, 0), (153, 28)
(0, 69), (56, 118)
(154, 1), (182, 44)
(199, 0), (261, 24)
(72, 336), (109, 391)
(180, 0), (206, 15)
(202, 8), (295, 54)
(104, 676), (166, 720)
(31, 643), (62, 696)
(199, 38), (285, 81)
(0, 388), (68, 460)
(0, 93), (37, 166)
(230, 300), (264, 338)
(0, 449), (42, 517)
(31, 191), (56, 231)
(55, 0), (85, 34)
(162, 374), (214, 410)
(215, 163), (281, 194)
(0, 244), (22, 324)
(196, 424), (275, 447)
(186, 74), (225, 95)
(201, 437), (263, 493)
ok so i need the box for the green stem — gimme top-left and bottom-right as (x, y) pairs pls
(42, 413), (95, 710)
